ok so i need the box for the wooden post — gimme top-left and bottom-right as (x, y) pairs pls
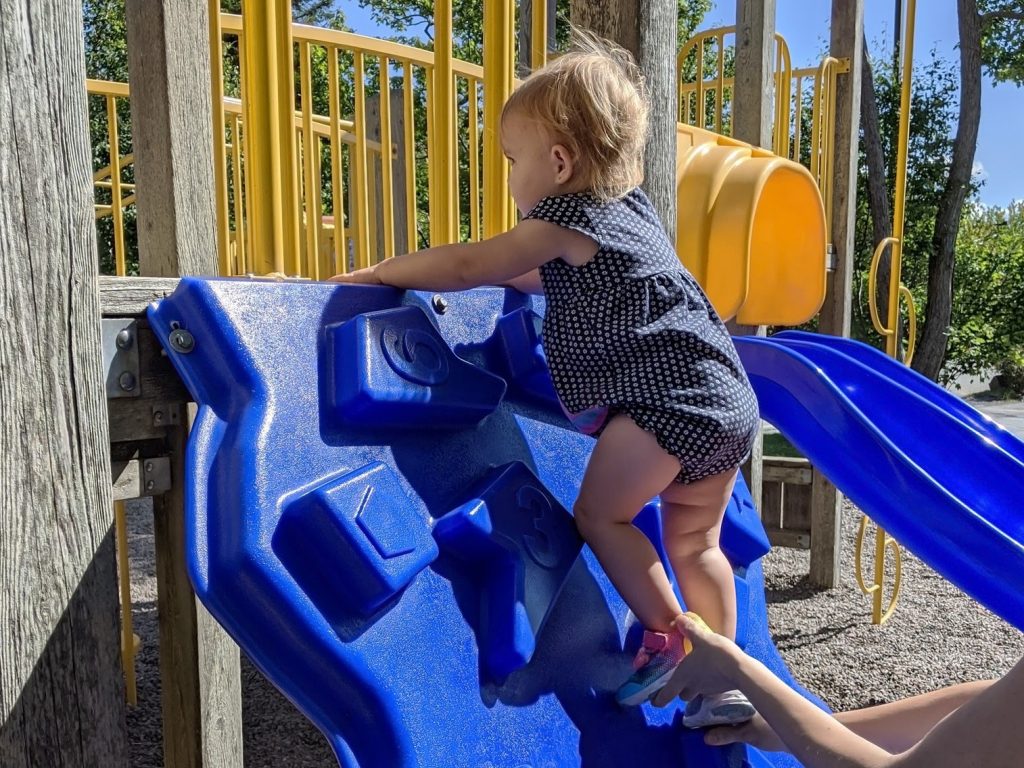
(0, 2), (128, 764)
(808, 0), (865, 588)
(568, 0), (678, 238)
(729, 0), (777, 512)
(125, 1), (244, 765)
(369, 91), (409, 257)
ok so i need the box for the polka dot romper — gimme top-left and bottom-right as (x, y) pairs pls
(526, 188), (760, 484)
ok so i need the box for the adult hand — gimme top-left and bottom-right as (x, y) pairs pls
(704, 714), (785, 752)
(328, 266), (382, 284)
(651, 613), (745, 707)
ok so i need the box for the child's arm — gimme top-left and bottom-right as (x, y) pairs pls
(500, 269), (544, 295)
(329, 220), (571, 292)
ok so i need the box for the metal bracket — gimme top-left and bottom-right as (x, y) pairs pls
(835, 57), (852, 74)
(111, 457), (171, 501)
(151, 403), (182, 427)
(102, 318), (141, 399)
(825, 243), (837, 271)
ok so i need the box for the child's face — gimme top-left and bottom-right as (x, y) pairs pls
(501, 111), (575, 216)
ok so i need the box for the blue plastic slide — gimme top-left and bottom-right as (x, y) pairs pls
(149, 279), (821, 768)
(735, 333), (1024, 631)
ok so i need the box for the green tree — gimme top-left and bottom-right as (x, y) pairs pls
(945, 202), (1024, 390)
(909, 0), (1024, 380)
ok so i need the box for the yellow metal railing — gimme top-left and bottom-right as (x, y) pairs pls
(860, 0), (920, 626)
(677, 27), (840, 231)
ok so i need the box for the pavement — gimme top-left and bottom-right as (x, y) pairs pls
(968, 397), (1024, 440)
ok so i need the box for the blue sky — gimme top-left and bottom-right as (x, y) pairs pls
(341, 0), (1021, 207)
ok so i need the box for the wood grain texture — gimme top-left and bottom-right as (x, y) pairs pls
(125, 0), (219, 278)
(0, 1), (128, 763)
(124, 2), (242, 761)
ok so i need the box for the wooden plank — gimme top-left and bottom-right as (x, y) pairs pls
(732, 0), (777, 148)
(784, 483), (813, 531)
(810, 470), (844, 588)
(125, 0), (219, 278)
(154, 420), (243, 767)
(125, 1), (242, 762)
(99, 275), (181, 316)
(763, 464), (813, 486)
(806, 0), (864, 590)
(761, 481), (783, 529)
(768, 529), (811, 550)
(0, 1), (128, 763)
(368, 91), (409, 258)
(730, 0), (776, 513)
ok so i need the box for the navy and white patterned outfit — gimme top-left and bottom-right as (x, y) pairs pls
(526, 188), (760, 484)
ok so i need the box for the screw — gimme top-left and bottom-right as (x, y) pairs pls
(144, 461), (154, 473)
(145, 480), (155, 491)
(115, 328), (133, 350)
(153, 410), (164, 424)
(169, 328), (195, 353)
(118, 371), (137, 392)
(431, 294), (448, 314)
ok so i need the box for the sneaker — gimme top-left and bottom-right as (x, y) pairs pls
(615, 630), (685, 706)
(682, 690), (756, 728)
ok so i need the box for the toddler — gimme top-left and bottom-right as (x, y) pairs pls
(332, 33), (759, 728)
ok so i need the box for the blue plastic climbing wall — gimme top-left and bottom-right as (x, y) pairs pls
(149, 278), (820, 768)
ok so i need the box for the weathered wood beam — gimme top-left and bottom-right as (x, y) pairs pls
(124, 0), (242, 762)
(0, 1), (128, 763)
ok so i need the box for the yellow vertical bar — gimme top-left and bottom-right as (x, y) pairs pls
(240, 0), (300, 274)
(531, 0), (547, 71)
(315, 136), (330, 278)
(888, 0), (916, 358)
(379, 56), (396, 258)
(793, 76), (803, 161)
(299, 40), (318, 277)
(715, 36), (724, 131)
(434, 0), (455, 245)
(353, 51), (371, 269)
(469, 78), (480, 241)
(403, 62), (418, 251)
(328, 47), (346, 274)
(695, 37), (706, 129)
(231, 113), (247, 274)
(425, 68), (437, 246)
(114, 500), (137, 706)
(238, 31), (254, 269)
(208, 0), (230, 274)
(506, 0), (517, 227)
(810, 68), (823, 183)
(453, 76), (463, 241)
(483, 0), (513, 237)
(106, 95), (126, 277)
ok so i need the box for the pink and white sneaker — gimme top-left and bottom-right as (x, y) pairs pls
(615, 629), (686, 706)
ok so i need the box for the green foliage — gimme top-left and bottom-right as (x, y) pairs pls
(945, 201), (1024, 385)
(978, 0), (1024, 85)
(850, 51), (973, 352)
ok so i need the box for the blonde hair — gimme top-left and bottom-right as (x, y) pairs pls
(502, 31), (650, 201)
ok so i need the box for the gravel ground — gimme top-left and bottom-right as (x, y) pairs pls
(124, 497), (1024, 766)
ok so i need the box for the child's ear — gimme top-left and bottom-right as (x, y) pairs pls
(550, 144), (575, 184)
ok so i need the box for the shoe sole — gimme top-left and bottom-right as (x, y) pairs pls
(615, 667), (678, 707)
(682, 703), (756, 729)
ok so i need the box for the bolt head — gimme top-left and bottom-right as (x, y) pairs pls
(144, 461), (154, 473)
(169, 329), (195, 353)
(115, 328), (133, 350)
(145, 480), (155, 491)
(118, 371), (137, 392)
(431, 294), (448, 314)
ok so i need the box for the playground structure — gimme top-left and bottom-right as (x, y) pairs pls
(7, 0), (995, 766)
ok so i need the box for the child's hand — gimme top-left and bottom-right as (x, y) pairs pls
(704, 714), (785, 752)
(329, 266), (382, 285)
(651, 613), (745, 707)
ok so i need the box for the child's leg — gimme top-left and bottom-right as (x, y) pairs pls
(573, 414), (686, 633)
(659, 468), (739, 639)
